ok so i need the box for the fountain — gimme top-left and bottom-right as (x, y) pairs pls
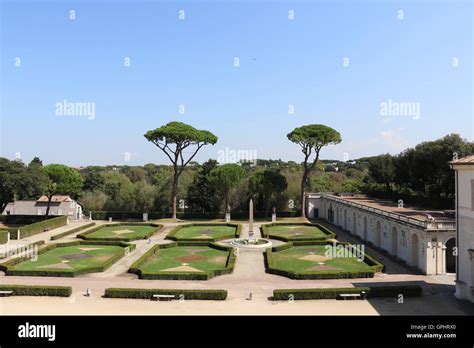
(229, 198), (272, 249)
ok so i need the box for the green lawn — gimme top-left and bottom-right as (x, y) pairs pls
(139, 246), (229, 274)
(11, 245), (124, 272)
(265, 224), (329, 240)
(271, 245), (371, 275)
(169, 225), (236, 241)
(84, 224), (158, 241)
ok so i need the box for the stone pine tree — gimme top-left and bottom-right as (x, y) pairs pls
(287, 124), (341, 218)
(145, 122), (218, 219)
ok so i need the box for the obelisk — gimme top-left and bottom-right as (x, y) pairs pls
(249, 198), (254, 239)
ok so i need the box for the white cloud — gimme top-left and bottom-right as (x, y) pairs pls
(378, 128), (409, 151)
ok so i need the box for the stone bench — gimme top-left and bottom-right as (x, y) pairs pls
(338, 293), (361, 300)
(0, 290), (14, 297)
(152, 294), (176, 301)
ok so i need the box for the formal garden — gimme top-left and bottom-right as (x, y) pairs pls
(0, 240), (133, 277)
(77, 223), (162, 242)
(261, 222), (336, 242)
(165, 223), (241, 242)
(129, 242), (236, 280)
(265, 241), (384, 279)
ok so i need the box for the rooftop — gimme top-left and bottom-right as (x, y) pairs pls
(333, 195), (453, 222)
(449, 154), (474, 165)
(36, 195), (72, 203)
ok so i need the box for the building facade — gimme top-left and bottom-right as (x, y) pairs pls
(307, 193), (456, 275)
(2, 195), (83, 221)
(450, 156), (474, 302)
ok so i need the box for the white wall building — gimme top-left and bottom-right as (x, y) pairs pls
(450, 155), (474, 302)
(2, 195), (83, 221)
(306, 193), (456, 275)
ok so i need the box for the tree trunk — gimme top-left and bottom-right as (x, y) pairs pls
(300, 171), (309, 218)
(224, 189), (229, 216)
(45, 195), (53, 217)
(172, 174), (178, 220)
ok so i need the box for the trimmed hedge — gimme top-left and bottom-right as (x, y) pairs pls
(104, 288), (227, 300)
(366, 284), (423, 297)
(10, 216), (68, 240)
(0, 285), (72, 297)
(165, 223), (242, 242)
(3, 214), (56, 225)
(0, 230), (8, 244)
(0, 240), (135, 277)
(51, 222), (96, 240)
(89, 210), (301, 221)
(129, 242), (236, 280)
(264, 241), (384, 280)
(271, 285), (423, 300)
(261, 222), (336, 242)
(77, 223), (162, 242)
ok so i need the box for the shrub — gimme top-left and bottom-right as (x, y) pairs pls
(260, 222), (336, 242)
(165, 223), (241, 242)
(104, 288), (227, 300)
(366, 285), (422, 297)
(0, 285), (72, 297)
(9, 216), (68, 240)
(271, 285), (422, 300)
(0, 230), (8, 245)
(3, 215), (56, 225)
(51, 222), (96, 240)
(272, 287), (369, 300)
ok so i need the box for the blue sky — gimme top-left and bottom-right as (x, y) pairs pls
(1, 0), (472, 166)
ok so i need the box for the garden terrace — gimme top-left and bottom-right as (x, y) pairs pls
(0, 240), (134, 277)
(165, 223), (241, 242)
(265, 241), (383, 279)
(77, 223), (162, 242)
(129, 242), (236, 280)
(261, 222), (336, 242)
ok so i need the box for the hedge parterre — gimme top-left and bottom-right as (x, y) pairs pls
(261, 222), (336, 242)
(78, 223), (162, 242)
(129, 242), (236, 280)
(166, 223), (241, 242)
(51, 222), (96, 240)
(265, 241), (384, 279)
(0, 240), (134, 277)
